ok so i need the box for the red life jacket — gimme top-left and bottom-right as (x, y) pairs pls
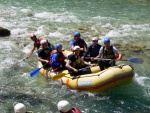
(71, 107), (82, 113)
(57, 52), (65, 65)
(74, 39), (84, 48)
(50, 50), (65, 65)
(34, 39), (41, 49)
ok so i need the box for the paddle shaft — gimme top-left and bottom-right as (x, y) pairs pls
(95, 58), (127, 61)
(84, 57), (143, 64)
(85, 57), (114, 60)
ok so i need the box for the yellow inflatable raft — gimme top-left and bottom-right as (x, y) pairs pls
(58, 64), (134, 92)
(38, 50), (134, 92)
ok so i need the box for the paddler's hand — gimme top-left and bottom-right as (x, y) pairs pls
(81, 56), (84, 60)
(91, 57), (95, 61)
(80, 48), (84, 51)
(91, 64), (96, 67)
(45, 60), (50, 64)
(26, 56), (29, 59)
(73, 69), (78, 73)
(115, 58), (119, 61)
(116, 57), (122, 61)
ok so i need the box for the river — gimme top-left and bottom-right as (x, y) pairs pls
(0, 0), (150, 112)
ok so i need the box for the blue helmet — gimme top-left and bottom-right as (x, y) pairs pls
(104, 37), (110, 43)
(74, 32), (80, 37)
(54, 43), (62, 49)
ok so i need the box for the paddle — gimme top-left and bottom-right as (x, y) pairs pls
(30, 67), (42, 77)
(16, 49), (39, 65)
(119, 57), (144, 64)
(30, 63), (47, 77)
(84, 57), (144, 64)
(51, 70), (68, 80)
(51, 67), (91, 80)
(17, 58), (26, 63)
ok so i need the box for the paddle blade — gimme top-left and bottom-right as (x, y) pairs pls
(50, 70), (68, 80)
(30, 67), (41, 77)
(52, 73), (66, 80)
(128, 57), (144, 64)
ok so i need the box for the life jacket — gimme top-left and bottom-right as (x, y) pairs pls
(74, 39), (84, 48)
(57, 52), (65, 65)
(34, 39), (41, 49)
(71, 55), (82, 68)
(90, 44), (101, 57)
(50, 50), (65, 65)
(102, 45), (115, 59)
(71, 107), (82, 113)
(38, 47), (52, 60)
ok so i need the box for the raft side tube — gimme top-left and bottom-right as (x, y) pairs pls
(60, 65), (134, 92)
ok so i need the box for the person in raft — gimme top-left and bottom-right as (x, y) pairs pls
(26, 34), (54, 59)
(97, 37), (122, 70)
(70, 31), (87, 57)
(50, 43), (66, 72)
(57, 100), (82, 113)
(14, 103), (33, 113)
(66, 46), (95, 76)
(82, 37), (101, 62)
(38, 40), (52, 69)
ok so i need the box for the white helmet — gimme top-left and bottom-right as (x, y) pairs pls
(40, 40), (47, 45)
(73, 46), (80, 51)
(14, 103), (27, 113)
(92, 37), (98, 41)
(57, 100), (71, 112)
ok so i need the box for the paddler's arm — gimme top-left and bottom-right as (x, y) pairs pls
(96, 53), (102, 58)
(70, 45), (74, 52)
(26, 45), (36, 59)
(94, 46), (103, 59)
(113, 46), (122, 60)
(81, 58), (95, 67)
(38, 57), (49, 63)
(116, 52), (122, 60)
(66, 60), (78, 72)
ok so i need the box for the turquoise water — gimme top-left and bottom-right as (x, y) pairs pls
(0, 0), (150, 112)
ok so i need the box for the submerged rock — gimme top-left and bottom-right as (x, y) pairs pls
(0, 27), (11, 37)
(20, 9), (33, 17)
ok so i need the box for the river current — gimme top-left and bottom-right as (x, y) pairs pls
(0, 0), (150, 112)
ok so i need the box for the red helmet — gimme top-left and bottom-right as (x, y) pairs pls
(30, 34), (36, 39)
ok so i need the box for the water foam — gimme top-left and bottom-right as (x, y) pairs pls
(48, 31), (64, 38)
(35, 11), (80, 23)
(11, 28), (28, 37)
(133, 73), (150, 87)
